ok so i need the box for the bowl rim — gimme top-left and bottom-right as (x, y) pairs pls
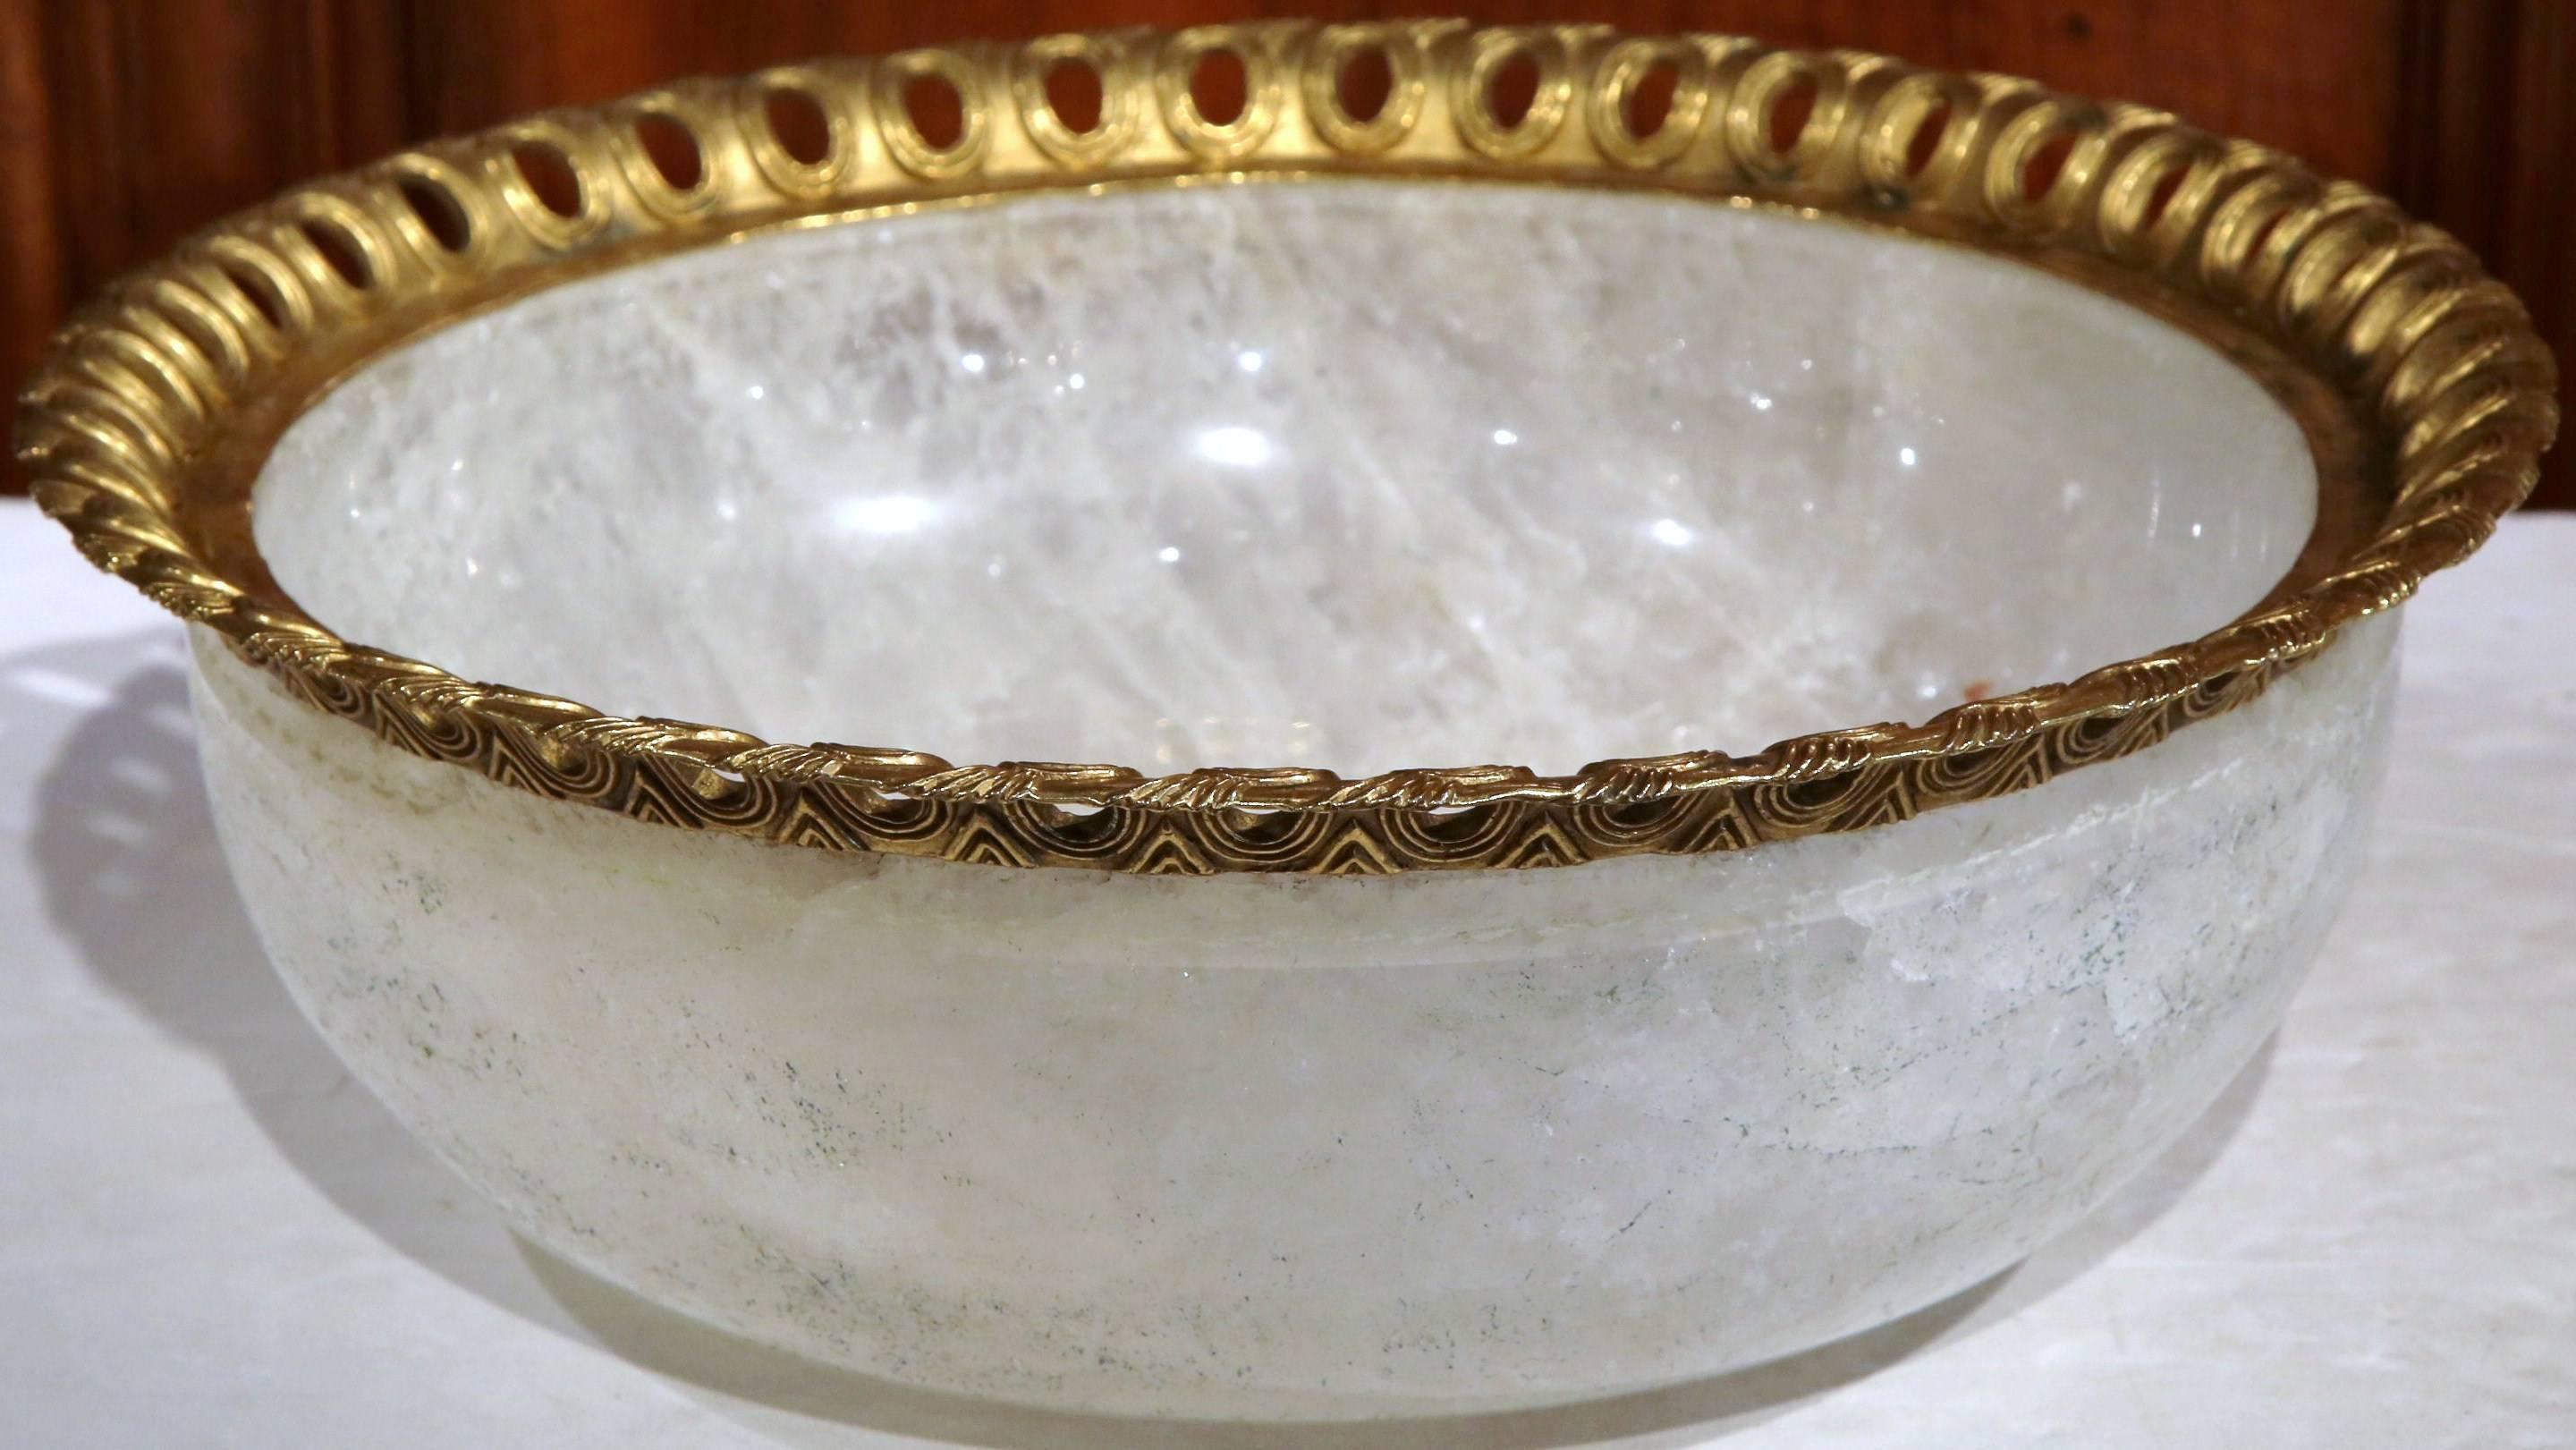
(18, 19), (2556, 875)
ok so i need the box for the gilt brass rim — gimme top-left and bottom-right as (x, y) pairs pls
(17, 20), (2557, 875)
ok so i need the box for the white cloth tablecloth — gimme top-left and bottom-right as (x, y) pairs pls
(4, 497), (2571, 1448)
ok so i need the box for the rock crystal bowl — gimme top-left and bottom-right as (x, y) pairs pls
(21, 20), (2555, 1420)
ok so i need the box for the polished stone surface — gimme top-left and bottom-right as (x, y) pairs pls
(253, 182), (2317, 775)
(181, 605), (2394, 1414)
(206, 182), (2370, 1414)
(13, 500), (2572, 1445)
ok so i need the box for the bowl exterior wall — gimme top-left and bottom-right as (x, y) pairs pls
(187, 614), (2397, 1417)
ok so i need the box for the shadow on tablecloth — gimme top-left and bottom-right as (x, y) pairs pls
(21, 630), (2271, 1449)
(20, 632), (589, 1336)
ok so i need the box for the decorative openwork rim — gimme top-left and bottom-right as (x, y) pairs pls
(17, 21), (2557, 875)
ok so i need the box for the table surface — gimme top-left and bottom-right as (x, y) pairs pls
(4, 497), (2572, 1449)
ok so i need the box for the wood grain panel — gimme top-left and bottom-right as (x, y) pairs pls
(4, 0), (407, 464)
(33, 1), (402, 295)
(2398, 0), (2573, 508)
(0, 0), (64, 416)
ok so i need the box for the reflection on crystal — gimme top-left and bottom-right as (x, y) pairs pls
(831, 495), (936, 535)
(254, 182), (2318, 774)
(1194, 426), (1273, 468)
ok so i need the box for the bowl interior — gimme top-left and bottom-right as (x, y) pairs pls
(251, 180), (2318, 776)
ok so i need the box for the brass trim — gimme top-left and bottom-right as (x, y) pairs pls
(17, 21), (2557, 875)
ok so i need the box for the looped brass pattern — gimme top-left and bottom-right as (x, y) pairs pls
(1722, 47), (1849, 181)
(602, 88), (729, 224)
(1300, 22), (1448, 157)
(1013, 30), (1148, 169)
(873, 47), (992, 179)
(487, 121), (612, 246)
(17, 21), (2557, 874)
(1451, 27), (1581, 159)
(1154, 24), (1299, 162)
(1585, 37), (1715, 169)
(738, 65), (863, 197)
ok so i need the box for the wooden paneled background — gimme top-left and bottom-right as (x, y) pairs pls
(4, 1), (2568, 503)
